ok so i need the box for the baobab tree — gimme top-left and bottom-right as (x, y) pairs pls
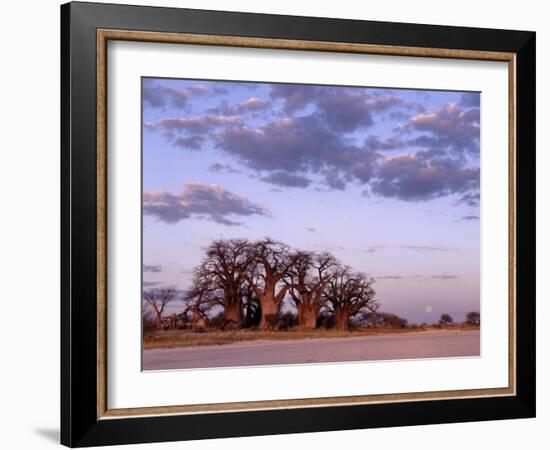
(323, 266), (378, 331)
(194, 239), (254, 326)
(286, 251), (337, 329)
(143, 286), (178, 329)
(247, 239), (298, 330)
(177, 238), (383, 333)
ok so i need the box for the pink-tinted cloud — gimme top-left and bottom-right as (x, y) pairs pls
(143, 182), (269, 226)
(142, 80), (207, 109)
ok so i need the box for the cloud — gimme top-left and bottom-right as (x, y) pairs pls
(235, 97), (271, 113)
(155, 114), (243, 136)
(315, 89), (375, 131)
(404, 103), (480, 154)
(321, 167), (348, 190)
(145, 81), (479, 204)
(142, 80), (207, 109)
(207, 161), (241, 174)
(365, 244), (457, 253)
(371, 152), (479, 202)
(173, 135), (205, 151)
(213, 98), (478, 200)
(458, 192), (480, 207)
(143, 287), (188, 299)
(318, 91), (407, 132)
(461, 215), (479, 221)
(216, 115), (338, 172)
(215, 114), (380, 187)
(213, 86), (229, 95)
(364, 245), (386, 254)
(143, 265), (162, 273)
(364, 135), (407, 151)
(269, 85), (412, 130)
(209, 97), (271, 116)
(269, 84), (319, 113)
(377, 273), (458, 280)
(143, 181), (269, 225)
(189, 84), (208, 95)
(143, 84), (187, 109)
(260, 171), (312, 188)
(399, 245), (457, 252)
(306, 227), (317, 232)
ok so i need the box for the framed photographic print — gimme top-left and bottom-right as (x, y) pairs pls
(61, 1), (536, 447)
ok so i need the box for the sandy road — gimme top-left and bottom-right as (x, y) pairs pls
(143, 330), (480, 370)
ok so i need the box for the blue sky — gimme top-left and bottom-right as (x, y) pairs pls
(142, 78), (480, 323)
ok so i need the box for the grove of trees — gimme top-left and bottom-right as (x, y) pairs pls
(142, 238), (482, 333)
(146, 238), (379, 332)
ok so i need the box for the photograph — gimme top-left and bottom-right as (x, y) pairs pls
(141, 78), (482, 371)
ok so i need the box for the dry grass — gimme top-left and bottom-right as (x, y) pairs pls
(142, 326), (448, 350)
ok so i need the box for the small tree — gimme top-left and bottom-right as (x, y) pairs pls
(143, 286), (178, 329)
(439, 313), (453, 326)
(465, 311), (480, 325)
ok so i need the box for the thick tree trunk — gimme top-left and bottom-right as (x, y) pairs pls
(333, 309), (349, 331)
(155, 311), (162, 329)
(258, 293), (279, 330)
(297, 303), (319, 329)
(224, 301), (242, 326)
(191, 308), (206, 330)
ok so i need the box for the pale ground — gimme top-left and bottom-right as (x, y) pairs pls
(143, 329), (480, 370)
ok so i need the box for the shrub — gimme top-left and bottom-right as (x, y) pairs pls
(316, 311), (335, 329)
(264, 314), (280, 330)
(142, 309), (156, 333)
(278, 312), (298, 330)
(244, 299), (261, 328)
(379, 312), (408, 328)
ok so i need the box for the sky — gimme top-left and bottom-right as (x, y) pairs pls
(142, 77), (480, 323)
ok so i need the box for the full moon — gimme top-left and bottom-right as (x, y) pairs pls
(425, 306), (433, 314)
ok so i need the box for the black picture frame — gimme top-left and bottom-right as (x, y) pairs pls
(61, 1), (535, 447)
